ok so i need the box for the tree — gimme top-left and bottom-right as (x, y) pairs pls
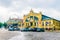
(3, 22), (7, 29)
(0, 22), (3, 28)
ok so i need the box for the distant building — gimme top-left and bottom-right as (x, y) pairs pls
(7, 18), (20, 24)
(23, 9), (60, 31)
(6, 18), (23, 28)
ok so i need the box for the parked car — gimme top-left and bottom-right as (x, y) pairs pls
(8, 24), (20, 31)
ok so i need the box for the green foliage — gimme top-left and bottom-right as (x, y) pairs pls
(0, 22), (3, 28)
(3, 22), (7, 29)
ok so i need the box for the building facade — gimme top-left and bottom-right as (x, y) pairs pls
(6, 10), (60, 31)
(23, 10), (60, 31)
(6, 18), (23, 31)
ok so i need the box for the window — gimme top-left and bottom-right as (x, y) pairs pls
(35, 22), (38, 27)
(46, 22), (49, 26)
(30, 16), (33, 19)
(25, 17), (30, 22)
(35, 22), (36, 26)
(30, 22), (33, 26)
(34, 16), (38, 21)
(42, 22), (44, 26)
(25, 19), (29, 22)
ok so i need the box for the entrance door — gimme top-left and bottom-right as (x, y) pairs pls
(34, 22), (38, 27)
(30, 22), (38, 27)
(30, 22), (33, 26)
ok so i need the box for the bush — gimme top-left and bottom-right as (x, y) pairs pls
(3, 22), (7, 29)
(0, 22), (3, 28)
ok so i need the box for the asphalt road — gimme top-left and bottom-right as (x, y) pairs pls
(0, 30), (60, 40)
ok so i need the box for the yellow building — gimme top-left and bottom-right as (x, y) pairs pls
(23, 10), (60, 31)
(18, 19), (24, 29)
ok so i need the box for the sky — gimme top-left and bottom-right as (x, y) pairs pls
(0, 0), (60, 22)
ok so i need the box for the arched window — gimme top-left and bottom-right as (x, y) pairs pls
(25, 17), (30, 22)
(34, 16), (38, 21)
(46, 22), (49, 26)
(25, 19), (29, 22)
(42, 22), (44, 26)
(30, 16), (33, 19)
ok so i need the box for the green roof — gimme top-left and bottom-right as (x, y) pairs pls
(42, 15), (60, 22)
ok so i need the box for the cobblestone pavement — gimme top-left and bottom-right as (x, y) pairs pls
(0, 31), (60, 40)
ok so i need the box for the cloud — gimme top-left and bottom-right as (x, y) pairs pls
(0, 0), (60, 22)
(0, 6), (60, 22)
(26, 0), (55, 4)
(0, 6), (20, 22)
(0, 0), (12, 7)
(0, 6), (9, 22)
(4, 0), (56, 10)
(34, 8), (60, 20)
(45, 8), (60, 19)
(21, 7), (60, 20)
